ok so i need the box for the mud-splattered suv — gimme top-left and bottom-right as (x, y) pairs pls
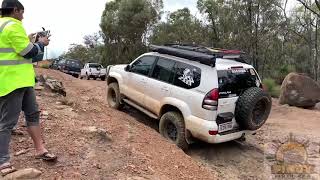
(106, 44), (272, 150)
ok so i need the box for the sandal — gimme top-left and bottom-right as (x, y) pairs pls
(0, 163), (17, 177)
(35, 152), (57, 162)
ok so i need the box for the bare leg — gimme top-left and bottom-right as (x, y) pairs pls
(27, 126), (47, 155)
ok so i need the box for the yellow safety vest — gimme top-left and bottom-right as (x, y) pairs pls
(0, 17), (35, 97)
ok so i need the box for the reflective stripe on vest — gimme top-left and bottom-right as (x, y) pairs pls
(0, 20), (12, 32)
(0, 59), (32, 65)
(0, 48), (14, 52)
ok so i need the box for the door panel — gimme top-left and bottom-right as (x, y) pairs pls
(124, 56), (157, 105)
(144, 57), (176, 114)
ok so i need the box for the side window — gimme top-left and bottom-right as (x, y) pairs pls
(151, 57), (175, 83)
(58, 59), (65, 65)
(173, 62), (201, 89)
(130, 56), (156, 76)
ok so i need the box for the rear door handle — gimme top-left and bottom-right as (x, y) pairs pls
(161, 87), (169, 91)
(140, 79), (147, 84)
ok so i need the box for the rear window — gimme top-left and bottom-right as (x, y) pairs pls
(67, 60), (81, 68)
(89, 64), (102, 68)
(218, 68), (260, 98)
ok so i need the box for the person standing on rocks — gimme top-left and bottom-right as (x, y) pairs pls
(0, 0), (57, 176)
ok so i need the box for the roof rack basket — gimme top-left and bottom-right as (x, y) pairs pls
(150, 45), (216, 67)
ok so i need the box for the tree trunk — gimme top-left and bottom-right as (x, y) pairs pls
(315, 18), (319, 81)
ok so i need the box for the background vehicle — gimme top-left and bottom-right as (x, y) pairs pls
(56, 59), (82, 78)
(80, 63), (106, 81)
(49, 59), (60, 70)
(106, 44), (272, 150)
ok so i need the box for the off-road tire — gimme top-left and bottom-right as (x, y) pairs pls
(235, 87), (272, 130)
(93, 77), (97, 80)
(107, 83), (123, 109)
(159, 112), (189, 150)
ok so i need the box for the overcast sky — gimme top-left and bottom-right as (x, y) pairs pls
(18, 0), (299, 59)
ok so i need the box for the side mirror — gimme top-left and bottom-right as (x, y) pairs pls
(125, 64), (131, 72)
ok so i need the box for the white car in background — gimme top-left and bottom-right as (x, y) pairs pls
(80, 63), (106, 81)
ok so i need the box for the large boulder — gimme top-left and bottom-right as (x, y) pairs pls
(279, 73), (320, 108)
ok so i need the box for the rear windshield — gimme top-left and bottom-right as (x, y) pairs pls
(217, 68), (260, 98)
(67, 60), (81, 68)
(89, 64), (102, 68)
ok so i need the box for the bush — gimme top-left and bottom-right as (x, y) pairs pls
(262, 78), (281, 98)
(39, 64), (50, 69)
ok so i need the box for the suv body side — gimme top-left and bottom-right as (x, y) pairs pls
(107, 52), (258, 144)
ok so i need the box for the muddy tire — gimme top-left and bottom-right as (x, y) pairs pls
(107, 83), (123, 109)
(235, 87), (272, 130)
(159, 112), (188, 150)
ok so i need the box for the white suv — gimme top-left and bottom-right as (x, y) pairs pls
(106, 45), (272, 150)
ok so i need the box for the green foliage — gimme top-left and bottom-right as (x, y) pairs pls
(39, 64), (50, 69)
(100, 0), (163, 66)
(61, 0), (320, 83)
(263, 78), (281, 98)
(150, 8), (211, 45)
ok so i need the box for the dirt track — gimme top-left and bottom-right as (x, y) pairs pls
(9, 68), (320, 179)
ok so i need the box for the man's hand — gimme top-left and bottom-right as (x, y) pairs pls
(28, 33), (36, 43)
(37, 36), (50, 46)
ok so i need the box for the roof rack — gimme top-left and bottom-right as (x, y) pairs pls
(168, 44), (247, 63)
(150, 44), (248, 66)
(150, 45), (216, 66)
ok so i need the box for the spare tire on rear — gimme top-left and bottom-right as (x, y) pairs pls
(235, 87), (272, 130)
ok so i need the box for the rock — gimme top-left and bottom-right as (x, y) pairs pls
(14, 149), (30, 156)
(34, 85), (44, 91)
(82, 126), (112, 142)
(45, 79), (66, 97)
(55, 101), (63, 105)
(38, 75), (66, 96)
(279, 73), (320, 108)
(127, 177), (147, 180)
(42, 111), (49, 116)
(4, 168), (42, 180)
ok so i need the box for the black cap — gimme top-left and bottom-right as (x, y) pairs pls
(0, 0), (24, 11)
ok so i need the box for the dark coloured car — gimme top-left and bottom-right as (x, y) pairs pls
(49, 59), (60, 70)
(56, 59), (83, 78)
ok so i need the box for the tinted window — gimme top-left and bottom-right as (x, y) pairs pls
(130, 56), (156, 76)
(218, 68), (259, 98)
(58, 59), (66, 65)
(173, 63), (201, 89)
(89, 64), (102, 68)
(67, 60), (81, 68)
(151, 58), (175, 83)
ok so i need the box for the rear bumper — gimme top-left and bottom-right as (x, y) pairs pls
(89, 74), (106, 77)
(185, 115), (254, 143)
(63, 70), (80, 75)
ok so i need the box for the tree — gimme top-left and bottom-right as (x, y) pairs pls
(150, 8), (210, 45)
(100, 0), (163, 65)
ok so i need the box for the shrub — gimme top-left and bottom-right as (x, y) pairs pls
(40, 64), (50, 69)
(262, 78), (281, 98)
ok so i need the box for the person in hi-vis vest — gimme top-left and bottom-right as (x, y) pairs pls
(0, 0), (57, 175)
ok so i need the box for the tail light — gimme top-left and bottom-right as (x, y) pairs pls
(202, 88), (219, 111)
